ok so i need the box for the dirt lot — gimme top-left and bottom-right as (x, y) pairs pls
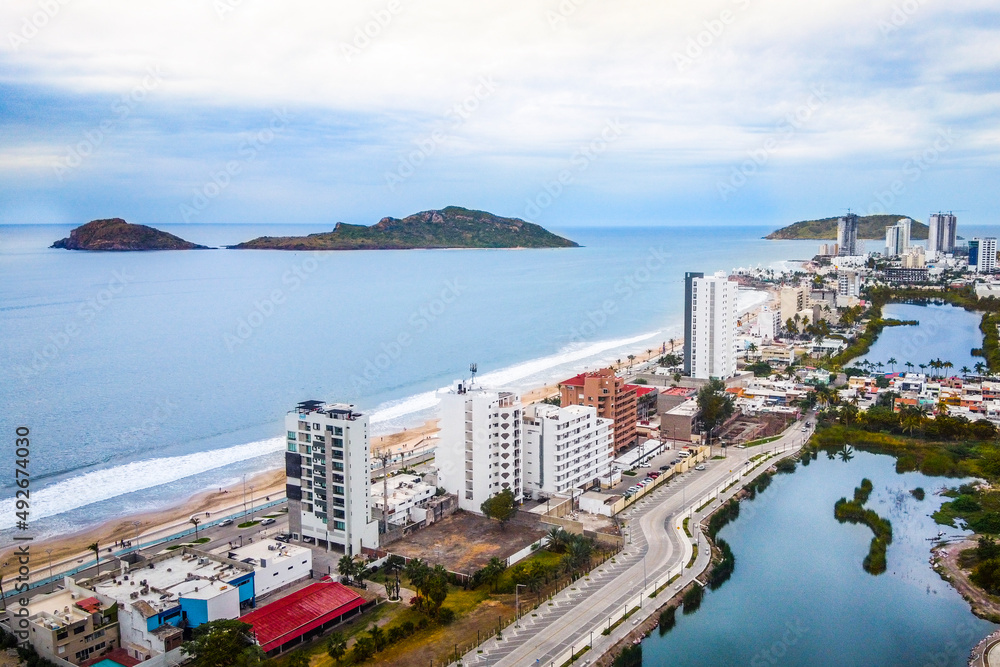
(387, 511), (547, 573)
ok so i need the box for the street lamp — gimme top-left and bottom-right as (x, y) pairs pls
(515, 584), (526, 627)
(132, 521), (142, 552)
(45, 548), (54, 582)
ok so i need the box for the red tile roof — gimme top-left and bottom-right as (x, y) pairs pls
(628, 385), (658, 397)
(242, 580), (364, 653)
(559, 373), (587, 387)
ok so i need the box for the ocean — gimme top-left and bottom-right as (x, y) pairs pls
(0, 223), (817, 538)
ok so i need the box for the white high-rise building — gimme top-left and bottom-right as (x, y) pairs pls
(751, 305), (778, 341)
(687, 272), (738, 380)
(285, 401), (378, 556)
(837, 271), (861, 297)
(437, 382), (523, 512)
(885, 218), (911, 257)
(522, 404), (613, 499)
(928, 212), (958, 256)
(971, 237), (998, 273)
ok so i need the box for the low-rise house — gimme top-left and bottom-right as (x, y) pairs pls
(226, 539), (312, 599)
(370, 473), (437, 527)
(14, 586), (119, 665)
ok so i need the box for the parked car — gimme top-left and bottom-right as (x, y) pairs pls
(628, 486), (640, 494)
(659, 465), (671, 471)
(678, 451), (691, 458)
(643, 478), (654, 485)
(649, 472), (660, 479)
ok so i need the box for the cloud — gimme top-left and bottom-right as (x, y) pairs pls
(0, 0), (998, 225)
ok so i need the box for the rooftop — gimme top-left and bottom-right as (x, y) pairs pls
(226, 539), (311, 568)
(291, 401), (363, 420)
(88, 549), (251, 616)
(26, 588), (106, 630)
(241, 580), (364, 653)
(666, 399), (700, 417)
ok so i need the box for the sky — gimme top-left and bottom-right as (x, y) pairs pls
(1, 0), (998, 228)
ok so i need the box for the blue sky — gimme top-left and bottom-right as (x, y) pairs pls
(1, 0), (998, 227)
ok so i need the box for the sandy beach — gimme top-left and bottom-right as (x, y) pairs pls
(0, 287), (774, 590)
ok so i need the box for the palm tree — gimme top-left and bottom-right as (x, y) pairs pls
(190, 517), (201, 540)
(368, 624), (386, 652)
(383, 555), (404, 600)
(87, 542), (101, 576)
(627, 354), (636, 370)
(919, 363), (928, 375)
(338, 555), (359, 584)
(905, 361), (914, 373)
(546, 526), (569, 553)
(669, 338), (675, 353)
(887, 357), (897, 373)
(975, 362), (987, 377)
(327, 632), (347, 664)
(961, 366), (971, 378)
(943, 361), (954, 377)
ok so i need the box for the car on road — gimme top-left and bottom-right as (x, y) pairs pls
(259, 518), (276, 526)
(735, 444), (746, 449)
(806, 422), (812, 427)
(695, 464), (706, 471)
(218, 519), (233, 527)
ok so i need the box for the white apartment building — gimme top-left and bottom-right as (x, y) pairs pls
(837, 271), (861, 298)
(885, 218), (912, 257)
(522, 404), (613, 499)
(226, 539), (312, 598)
(688, 272), (738, 380)
(285, 401), (378, 556)
(751, 306), (778, 341)
(971, 237), (998, 273)
(370, 473), (436, 526)
(437, 382), (523, 512)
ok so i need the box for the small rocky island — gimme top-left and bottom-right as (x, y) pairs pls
(52, 219), (209, 251)
(766, 214), (929, 240)
(229, 206), (578, 250)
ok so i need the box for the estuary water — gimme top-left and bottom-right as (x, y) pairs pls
(0, 223), (815, 537)
(859, 302), (983, 375)
(643, 451), (995, 667)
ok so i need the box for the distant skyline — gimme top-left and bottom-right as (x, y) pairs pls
(1, 1), (998, 227)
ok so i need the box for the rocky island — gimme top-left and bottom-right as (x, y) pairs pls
(52, 219), (209, 251)
(766, 214), (928, 240)
(229, 206), (578, 250)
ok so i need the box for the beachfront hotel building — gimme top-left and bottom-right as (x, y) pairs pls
(686, 271), (738, 380)
(522, 403), (614, 499)
(285, 401), (378, 556)
(437, 382), (524, 512)
(929, 211), (958, 256)
(837, 213), (859, 256)
(970, 237), (998, 274)
(558, 368), (638, 453)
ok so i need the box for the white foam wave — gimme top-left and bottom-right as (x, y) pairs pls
(0, 437), (284, 530)
(737, 289), (771, 315)
(369, 331), (659, 428)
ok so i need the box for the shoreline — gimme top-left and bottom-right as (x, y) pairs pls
(0, 286), (774, 595)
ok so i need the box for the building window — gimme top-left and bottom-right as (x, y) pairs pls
(334, 520), (346, 530)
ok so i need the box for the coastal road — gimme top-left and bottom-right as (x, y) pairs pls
(460, 417), (813, 666)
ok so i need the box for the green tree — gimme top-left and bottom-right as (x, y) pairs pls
(286, 651), (310, 667)
(383, 555), (405, 600)
(351, 636), (376, 663)
(181, 620), (263, 667)
(87, 542), (101, 576)
(367, 624), (386, 652)
(478, 557), (506, 593)
(326, 632), (347, 664)
(481, 488), (519, 530)
(190, 516), (201, 540)
(696, 378), (734, 442)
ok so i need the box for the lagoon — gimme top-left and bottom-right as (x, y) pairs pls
(860, 302), (983, 375)
(643, 451), (994, 667)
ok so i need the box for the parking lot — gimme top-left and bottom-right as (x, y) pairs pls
(610, 442), (716, 498)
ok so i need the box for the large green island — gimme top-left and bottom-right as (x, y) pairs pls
(229, 206), (578, 250)
(766, 214), (928, 240)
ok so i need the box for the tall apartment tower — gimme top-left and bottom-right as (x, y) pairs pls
(558, 368), (638, 453)
(687, 272), (738, 380)
(522, 404), (613, 499)
(285, 401), (378, 556)
(928, 212), (958, 256)
(837, 213), (859, 256)
(970, 238), (998, 273)
(885, 218), (911, 257)
(437, 382), (523, 512)
(683, 272), (704, 375)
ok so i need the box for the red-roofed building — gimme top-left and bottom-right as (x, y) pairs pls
(558, 368), (638, 453)
(242, 580), (367, 656)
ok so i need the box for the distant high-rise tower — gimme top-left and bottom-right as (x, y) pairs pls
(885, 218), (911, 257)
(837, 213), (859, 256)
(683, 272), (703, 375)
(687, 272), (738, 380)
(928, 212), (958, 256)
